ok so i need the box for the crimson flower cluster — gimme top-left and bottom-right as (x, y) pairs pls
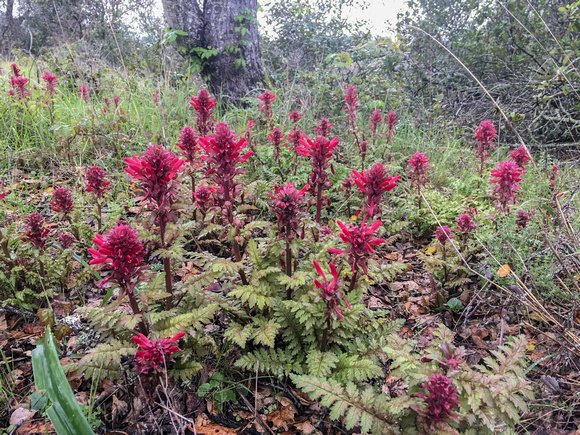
(407, 152), (431, 195)
(194, 185), (216, 213)
(509, 146), (531, 171)
(60, 233), (74, 249)
(41, 72), (58, 96)
(368, 109), (383, 138)
(85, 166), (111, 198)
(51, 187), (74, 215)
(258, 90), (276, 126)
(329, 219), (385, 275)
(386, 111), (397, 141)
(416, 374), (460, 425)
(516, 210), (534, 232)
(315, 118), (334, 137)
(489, 160), (523, 214)
(269, 182), (309, 240)
(341, 176), (355, 197)
(21, 213), (49, 251)
(474, 120), (497, 175)
(434, 226), (453, 245)
(353, 163), (400, 217)
(455, 214), (477, 237)
(125, 144), (184, 223)
(190, 89), (217, 136)
(153, 92), (159, 105)
(313, 261), (350, 319)
(199, 122), (253, 208)
(287, 128), (303, 154)
(176, 125), (199, 165)
(88, 221), (148, 289)
(11, 64), (21, 77)
(268, 128), (286, 163)
(9, 76), (31, 100)
(343, 85), (358, 123)
(132, 332), (185, 375)
(78, 84), (90, 103)
(288, 111), (302, 125)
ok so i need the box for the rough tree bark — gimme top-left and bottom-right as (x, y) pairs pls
(162, 0), (264, 103)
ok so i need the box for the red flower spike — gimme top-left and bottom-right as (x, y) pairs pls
(11, 64), (21, 77)
(315, 118), (334, 137)
(124, 144), (184, 221)
(258, 90), (276, 124)
(21, 213), (50, 251)
(176, 126), (199, 165)
(269, 182), (309, 240)
(408, 152), (431, 194)
(41, 72), (58, 96)
(489, 160), (523, 215)
(50, 187), (74, 215)
(153, 92), (159, 105)
(386, 111), (397, 141)
(434, 226), (453, 245)
(313, 260), (350, 319)
(113, 95), (120, 108)
(368, 109), (383, 137)
(132, 331), (186, 375)
(194, 184), (216, 212)
(343, 85), (359, 123)
(60, 233), (74, 249)
(88, 221), (148, 289)
(509, 146), (531, 171)
(198, 122), (253, 207)
(353, 163), (400, 217)
(288, 111), (302, 124)
(78, 84), (90, 103)
(297, 135), (339, 190)
(9, 76), (31, 100)
(455, 214), (477, 236)
(190, 89), (217, 136)
(416, 374), (460, 425)
(341, 176), (355, 196)
(328, 218), (385, 275)
(287, 129), (303, 153)
(474, 120), (497, 175)
(85, 166), (111, 199)
(267, 128), (286, 163)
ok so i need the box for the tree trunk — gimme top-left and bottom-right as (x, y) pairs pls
(162, 0), (264, 104)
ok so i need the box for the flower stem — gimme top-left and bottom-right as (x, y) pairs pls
(321, 316), (331, 352)
(233, 240), (249, 285)
(315, 183), (322, 223)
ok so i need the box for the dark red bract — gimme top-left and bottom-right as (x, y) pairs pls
(489, 160), (523, 214)
(474, 120), (497, 175)
(267, 128), (286, 163)
(41, 72), (58, 96)
(258, 90), (276, 122)
(132, 332), (185, 375)
(288, 111), (302, 124)
(343, 85), (358, 123)
(313, 260), (350, 319)
(190, 89), (217, 136)
(509, 146), (531, 170)
(368, 109), (383, 137)
(21, 213), (49, 251)
(408, 152), (431, 194)
(434, 225), (453, 244)
(315, 118), (334, 137)
(88, 221), (148, 288)
(455, 214), (477, 236)
(198, 122), (253, 209)
(9, 76), (31, 100)
(269, 182), (309, 240)
(176, 125), (199, 165)
(416, 374), (460, 425)
(78, 84), (90, 103)
(85, 166), (111, 198)
(353, 163), (400, 216)
(328, 218), (385, 275)
(51, 187), (74, 215)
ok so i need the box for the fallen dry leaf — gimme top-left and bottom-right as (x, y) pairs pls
(10, 407), (36, 426)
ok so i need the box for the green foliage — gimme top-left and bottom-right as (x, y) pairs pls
(74, 339), (136, 382)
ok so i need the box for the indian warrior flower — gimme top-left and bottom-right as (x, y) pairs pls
(50, 187), (74, 216)
(85, 165), (111, 199)
(416, 374), (460, 425)
(21, 213), (49, 251)
(190, 88), (217, 136)
(489, 160), (523, 215)
(353, 162), (400, 217)
(474, 120), (497, 176)
(313, 260), (350, 319)
(269, 182), (309, 240)
(132, 331), (186, 375)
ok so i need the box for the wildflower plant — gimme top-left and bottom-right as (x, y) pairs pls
(267, 127), (286, 163)
(315, 118), (334, 137)
(21, 213), (50, 277)
(386, 110), (397, 143)
(474, 120), (497, 176)
(313, 260), (350, 351)
(41, 73), (58, 97)
(328, 218), (385, 291)
(353, 162), (400, 217)
(489, 160), (523, 215)
(78, 84), (90, 103)
(9, 76), (31, 100)
(85, 165), (111, 231)
(509, 146), (531, 171)
(407, 152), (431, 204)
(269, 182), (309, 284)
(176, 125), (200, 197)
(132, 331), (185, 375)
(368, 109), (383, 145)
(125, 144), (184, 304)
(50, 187), (74, 220)
(88, 221), (149, 332)
(190, 89), (217, 136)
(415, 374), (460, 427)
(297, 135), (339, 223)
(258, 90), (276, 129)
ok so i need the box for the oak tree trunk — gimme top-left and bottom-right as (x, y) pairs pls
(162, 0), (264, 104)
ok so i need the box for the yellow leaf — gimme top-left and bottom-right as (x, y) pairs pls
(425, 245), (436, 254)
(44, 187), (54, 195)
(525, 344), (535, 351)
(349, 215), (357, 221)
(497, 264), (511, 277)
